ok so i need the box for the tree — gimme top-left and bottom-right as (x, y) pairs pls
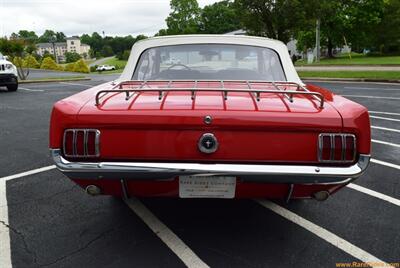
(165, 0), (201, 34)
(55, 32), (66, 42)
(65, 52), (81, 63)
(23, 54), (40, 68)
(295, 0), (384, 57)
(374, 0), (400, 53)
(233, 0), (305, 43)
(200, 0), (240, 34)
(0, 38), (24, 57)
(17, 30), (38, 43)
(38, 30), (57, 43)
(12, 57), (30, 80)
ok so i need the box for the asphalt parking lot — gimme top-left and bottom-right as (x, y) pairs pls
(0, 77), (399, 268)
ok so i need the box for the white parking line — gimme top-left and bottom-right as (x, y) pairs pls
(347, 184), (400, 207)
(342, 95), (400, 100)
(19, 87), (44, 92)
(372, 139), (400, 148)
(0, 180), (12, 268)
(344, 86), (400, 91)
(371, 126), (400, 133)
(371, 158), (400, 170)
(0, 165), (55, 182)
(125, 198), (209, 268)
(370, 115), (400, 123)
(255, 200), (393, 268)
(59, 82), (91, 87)
(369, 111), (400, 117)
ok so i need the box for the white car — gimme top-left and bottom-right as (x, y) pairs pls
(96, 65), (116, 71)
(0, 52), (18, 91)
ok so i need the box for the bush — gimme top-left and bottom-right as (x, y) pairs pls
(64, 62), (75, 72)
(23, 54), (40, 68)
(65, 52), (81, 63)
(40, 57), (63, 71)
(90, 65), (98, 72)
(73, 59), (90, 73)
(116, 50), (130, 60)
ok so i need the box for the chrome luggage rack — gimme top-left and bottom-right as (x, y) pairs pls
(95, 80), (324, 108)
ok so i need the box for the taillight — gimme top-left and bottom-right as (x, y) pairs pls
(318, 133), (356, 163)
(63, 129), (100, 157)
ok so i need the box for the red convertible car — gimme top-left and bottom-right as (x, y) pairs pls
(49, 35), (371, 201)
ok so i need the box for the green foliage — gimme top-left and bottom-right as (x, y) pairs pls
(42, 52), (55, 61)
(0, 38), (25, 57)
(233, 0), (305, 43)
(116, 50), (130, 60)
(90, 65), (98, 72)
(40, 57), (63, 71)
(101, 45), (114, 57)
(164, 0), (201, 34)
(16, 30), (38, 43)
(13, 56), (30, 80)
(199, 0), (240, 34)
(12, 56), (24, 68)
(72, 59), (90, 73)
(38, 30), (66, 43)
(23, 54), (40, 68)
(65, 52), (81, 63)
(374, 0), (400, 53)
(64, 62), (76, 72)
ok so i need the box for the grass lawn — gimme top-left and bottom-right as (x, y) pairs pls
(20, 76), (87, 83)
(295, 53), (400, 66)
(103, 57), (128, 69)
(90, 56), (126, 74)
(298, 71), (400, 80)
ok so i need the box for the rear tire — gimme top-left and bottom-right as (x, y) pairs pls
(7, 82), (18, 92)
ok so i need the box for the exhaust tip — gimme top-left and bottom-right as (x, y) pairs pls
(313, 191), (330, 201)
(85, 185), (102, 196)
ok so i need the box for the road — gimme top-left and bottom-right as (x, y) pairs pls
(0, 78), (399, 267)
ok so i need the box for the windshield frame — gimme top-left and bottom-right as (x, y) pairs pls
(131, 43), (287, 82)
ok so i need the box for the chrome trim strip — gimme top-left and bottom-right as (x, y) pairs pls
(341, 135), (346, 161)
(63, 129), (101, 158)
(72, 130), (77, 156)
(83, 130), (88, 156)
(330, 134), (335, 161)
(318, 133), (356, 163)
(51, 149), (370, 184)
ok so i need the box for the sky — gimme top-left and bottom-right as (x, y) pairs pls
(0, 0), (220, 38)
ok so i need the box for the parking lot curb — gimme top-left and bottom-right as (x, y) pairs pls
(19, 77), (91, 84)
(301, 77), (400, 83)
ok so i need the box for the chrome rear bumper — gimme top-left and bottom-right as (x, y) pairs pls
(51, 149), (370, 184)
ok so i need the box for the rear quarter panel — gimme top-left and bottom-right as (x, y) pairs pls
(307, 84), (371, 155)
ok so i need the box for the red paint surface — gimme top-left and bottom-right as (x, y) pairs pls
(50, 81), (371, 198)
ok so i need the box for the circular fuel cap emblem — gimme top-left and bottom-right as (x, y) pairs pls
(198, 133), (218, 154)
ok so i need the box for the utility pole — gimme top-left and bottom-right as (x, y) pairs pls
(315, 18), (321, 63)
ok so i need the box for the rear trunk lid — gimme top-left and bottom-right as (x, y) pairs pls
(76, 81), (342, 163)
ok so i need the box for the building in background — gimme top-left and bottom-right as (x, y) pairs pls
(36, 36), (90, 62)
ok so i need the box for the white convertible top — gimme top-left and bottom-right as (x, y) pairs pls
(119, 35), (303, 84)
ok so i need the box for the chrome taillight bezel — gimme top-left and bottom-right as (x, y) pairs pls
(318, 133), (356, 163)
(63, 129), (100, 158)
